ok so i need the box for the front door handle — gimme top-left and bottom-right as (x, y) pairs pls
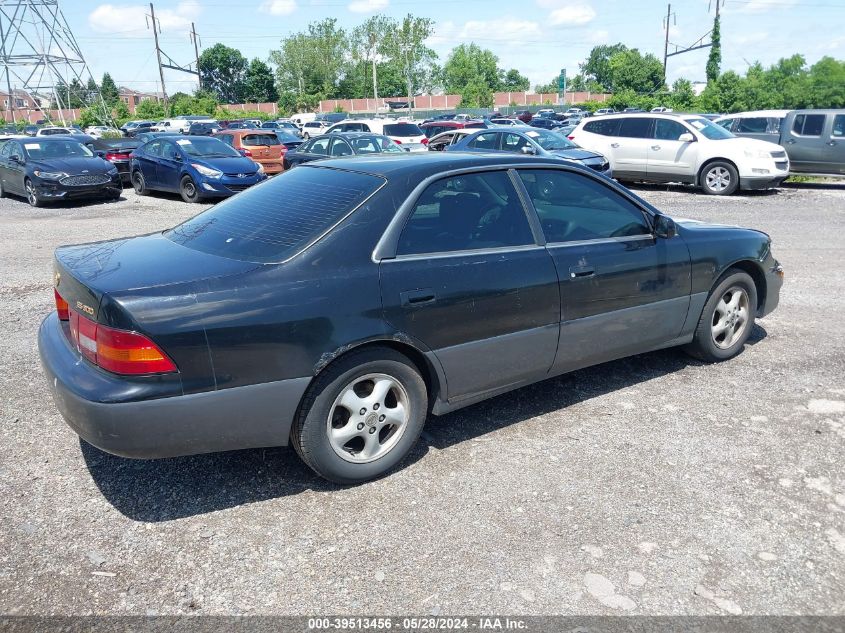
(786, 139), (796, 144)
(569, 266), (595, 279)
(827, 141), (837, 146)
(400, 288), (436, 307)
(651, 145), (661, 151)
(610, 143), (620, 148)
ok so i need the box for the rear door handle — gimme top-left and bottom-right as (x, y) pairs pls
(651, 145), (661, 151)
(569, 266), (595, 279)
(610, 143), (620, 148)
(400, 288), (436, 307)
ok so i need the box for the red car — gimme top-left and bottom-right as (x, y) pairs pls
(419, 120), (487, 139)
(513, 110), (533, 124)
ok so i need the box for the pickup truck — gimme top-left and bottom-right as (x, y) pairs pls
(716, 109), (845, 176)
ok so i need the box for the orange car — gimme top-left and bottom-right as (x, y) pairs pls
(213, 129), (303, 175)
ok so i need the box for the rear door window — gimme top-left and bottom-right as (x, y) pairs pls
(736, 118), (769, 133)
(397, 171), (534, 255)
(832, 115), (845, 137)
(165, 167), (384, 262)
(518, 169), (650, 243)
(329, 138), (353, 156)
(309, 138), (331, 155)
(468, 132), (500, 150)
(618, 118), (653, 139)
(583, 118), (622, 136)
(653, 119), (688, 141)
(792, 114), (826, 136)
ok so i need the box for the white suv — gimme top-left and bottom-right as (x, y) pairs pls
(569, 113), (790, 195)
(326, 119), (428, 151)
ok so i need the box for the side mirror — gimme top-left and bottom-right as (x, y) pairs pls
(678, 133), (695, 143)
(171, 152), (182, 162)
(653, 214), (677, 239)
(520, 145), (536, 155)
(9, 155), (22, 164)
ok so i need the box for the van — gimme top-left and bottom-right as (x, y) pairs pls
(714, 110), (790, 145)
(290, 113), (316, 128)
(151, 119), (190, 133)
(325, 119), (428, 151)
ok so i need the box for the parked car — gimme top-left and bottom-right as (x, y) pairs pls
(84, 126), (120, 139)
(570, 113), (790, 194)
(594, 108), (617, 116)
(489, 118), (521, 127)
(291, 112), (317, 128)
(221, 120), (259, 130)
(651, 107), (674, 113)
(529, 117), (566, 130)
(133, 131), (183, 144)
(425, 129), (479, 151)
(422, 114), (456, 124)
(23, 125), (39, 137)
(623, 108), (644, 113)
(152, 119), (190, 134)
(73, 135), (141, 185)
(535, 108), (557, 119)
(187, 122), (222, 136)
(261, 120), (302, 136)
(445, 127), (611, 176)
(301, 120), (332, 139)
(121, 121), (154, 137)
(326, 119), (428, 151)
(718, 109), (845, 176)
(0, 136), (121, 206)
(214, 129), (302, 174)
(130, 135), (266, 203)
(283, 132), (405, 168)
(40, 152), (783, 483)
(513, 110), (533, 123)
(36, 126), (72, 136)
(419, 120), (487, 138)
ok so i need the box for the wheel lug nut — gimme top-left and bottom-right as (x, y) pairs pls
(373, 403), (380, 410)
(359, 408), (366, 415)
(357, 422), (364, 430)
(368, 427), (376, 434)
(379, 414), (385, 422)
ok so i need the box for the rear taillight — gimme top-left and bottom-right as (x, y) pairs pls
(241, 148), (253, 157)
(421, 138), (429, 145)
(394, 139), (402, 144)
(568, 135), (575, 140)
(66, 308), (177, 375)
(104, 152), (127, 161)
(54, 289), (69, 321)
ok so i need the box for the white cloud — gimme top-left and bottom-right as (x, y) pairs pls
(260, 0), (298, 13)
(431, 18), (543, 47)
(589, 29), (609, 44)
(535, 2), (596, 27)
(88, 1), (201, 36)
(348, 0), (388, 12)
(737, 0), (797, 13)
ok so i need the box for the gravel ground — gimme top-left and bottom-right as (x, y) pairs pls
(0, 182), (843, 616)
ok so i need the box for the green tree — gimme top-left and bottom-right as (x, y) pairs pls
(581, 43), (628, 89)
(460, 77), (494, 108)
(243, 58), (278, 102)
(135, 99), (166, 120)
(199, 43), (248, 103)
(669, 78), (696, 110)
(350, 15), (395, 102)
(442, 43), (501, 97)
(271, 33), (315, 98)
(607, 49), (664, 93)
(100, 73), (119, 106)
(706, 16), (721, 84)
(501, 68), (529, 92)
(307, 18), (349, 97)
(385, 14), (436, 114)
(806, 56), (845, 108)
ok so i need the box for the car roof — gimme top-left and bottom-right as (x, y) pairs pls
(304, 152), (572, 179)
(217, 128), (274, 136)
(715, 110), (791, 119)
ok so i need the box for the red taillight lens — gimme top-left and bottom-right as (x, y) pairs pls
(241, 148), (253, 157)
(394, 139), (402, 144)
(54, 289), (69, 320)
(66, 308), (177, 375)
(421, 137), (429, 145)
(104, 152), (125, 161)
(568, 135), (575, 140)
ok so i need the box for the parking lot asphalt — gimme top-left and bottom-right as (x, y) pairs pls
(0, 182), (843, 616)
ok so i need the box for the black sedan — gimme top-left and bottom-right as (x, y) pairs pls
(0, 137), (121, 206)
(188, 122), (222, 136)
(529, 117), (566, 130)
(446, 127), (612, 176)
(283, 132), (405, 168)
(39, 153), (782, 483)
(73, 135), (140, 184)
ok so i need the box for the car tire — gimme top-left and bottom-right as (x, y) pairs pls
(25, 179), (43, 208)
(180, 175), (202, 203)
(684, 268), (757, 362)
(302, 132), (310, 140)
(0, 178), (5, 198)
(700, 161), (739, 196)
(132, 171), (149, 196)
(292, 347), (428, 484)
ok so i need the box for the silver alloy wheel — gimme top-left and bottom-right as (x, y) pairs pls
(711, 285), (750, 349)
(326, 372), (410, 464)
(705, 165), (731, 192)
(26, 181), (37, 206)
(183, 179), (197, 199)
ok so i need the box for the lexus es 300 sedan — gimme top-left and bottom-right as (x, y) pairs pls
(39, 153), (783, 483)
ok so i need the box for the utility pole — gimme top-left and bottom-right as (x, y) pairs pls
(148, 3), (168, 108)
(190, 22), (201, 92)
(662, 3), (674, 84)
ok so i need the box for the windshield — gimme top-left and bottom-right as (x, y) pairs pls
(175, 137), (240, 157)
(24, 140), (94, 159)
(685, 117), (734, 140)
(524, 128), (577, 150)
(165, 167), (384, 263)
(276, 132), (302, 143)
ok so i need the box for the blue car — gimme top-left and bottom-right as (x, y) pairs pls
(130, 135), (266, 203)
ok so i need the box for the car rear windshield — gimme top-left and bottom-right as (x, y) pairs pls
(383, 123), (422, 137)
(164, 167), (385, 263)
(242, 133), (281, 146)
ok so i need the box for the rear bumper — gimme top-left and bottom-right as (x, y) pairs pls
(38, 313), (310, 458)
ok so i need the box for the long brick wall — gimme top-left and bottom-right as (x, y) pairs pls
(319, 91), (610, 113)
(2, 108), (82, 124)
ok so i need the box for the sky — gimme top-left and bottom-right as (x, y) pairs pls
(56, 0), (845, 97)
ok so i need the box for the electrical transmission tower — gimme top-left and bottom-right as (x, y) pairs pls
(662, 0), (723, 81)
(0, 0), (109, 124)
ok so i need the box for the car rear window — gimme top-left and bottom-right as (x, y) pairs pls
(383, 123), (422, 137)
(165, 167), (385, 263)
(242, 134), (280, 146)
